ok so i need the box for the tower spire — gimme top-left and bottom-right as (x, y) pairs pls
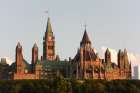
(80, 30), (91, 46)
(43, 17), (56, 61)
(46, 17), (53, 36)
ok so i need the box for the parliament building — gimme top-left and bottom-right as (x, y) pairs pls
(8, 17), (132, 80)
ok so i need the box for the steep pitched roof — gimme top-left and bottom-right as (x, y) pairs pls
(73, 48), (97, 62)
(80, 30), (91, 45)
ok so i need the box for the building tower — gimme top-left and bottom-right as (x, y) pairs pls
(80, 30), (92, 79)
(124, 49), (129, 69)
(117, 49), (124, 69)
(105, 48), (111, 64)
(75, 29), (96, 79)
(43, 17), (56, 61)
(15, 42), (24, 74)
(32, 43), (38, 72)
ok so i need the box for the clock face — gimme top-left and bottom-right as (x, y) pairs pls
(48, 36), (51, 40)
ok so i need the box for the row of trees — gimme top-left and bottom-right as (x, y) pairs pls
(0, 77), (140, 93)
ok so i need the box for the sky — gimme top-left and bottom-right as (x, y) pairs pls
(0, 0), (140, 67)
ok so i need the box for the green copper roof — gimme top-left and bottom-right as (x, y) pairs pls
(41, 60), (75, 70)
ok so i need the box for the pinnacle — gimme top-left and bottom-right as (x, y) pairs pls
(106, 48), (110, 52)
(33, 43), (38, 48)
(46, 17), (53, 34)
(105, 48), (110, 55)
(17, 42), (22, 48)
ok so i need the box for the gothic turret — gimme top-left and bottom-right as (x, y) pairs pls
(16, 42), (24, 73)
(118, 49), (124, 69)
(105, 48), (111, 64)
(43, 17), (56, 61)
(32, 43), (38, 72)
(124, 49), (129, 69)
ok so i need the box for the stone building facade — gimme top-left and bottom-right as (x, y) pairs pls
(11, 17), (131, 80)
(13, 43), (42, 80)
(72, 31), (131, 80)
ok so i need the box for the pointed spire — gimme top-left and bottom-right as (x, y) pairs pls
(80, 30), (91, 45)
(33, 43), (38, 48)
(118, 49), (123, 56)
(105, 48), (110, 55)
(106, 48), (109, 52)
(46, 17), (53, 35)
(118, 49), (121, 53)
(17, 42), (22, 48)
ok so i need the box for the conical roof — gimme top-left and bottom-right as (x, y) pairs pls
(33, 43), (38, 48)
(17, 42), (22, 48)
(81, 30), (91, 45)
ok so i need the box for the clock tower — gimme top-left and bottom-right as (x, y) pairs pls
(43, 17), (56, 61)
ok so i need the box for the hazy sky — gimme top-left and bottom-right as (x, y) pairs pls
(0, 0), (140, 65)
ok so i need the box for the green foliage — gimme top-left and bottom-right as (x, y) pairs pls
(0, 79), (140, 93)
